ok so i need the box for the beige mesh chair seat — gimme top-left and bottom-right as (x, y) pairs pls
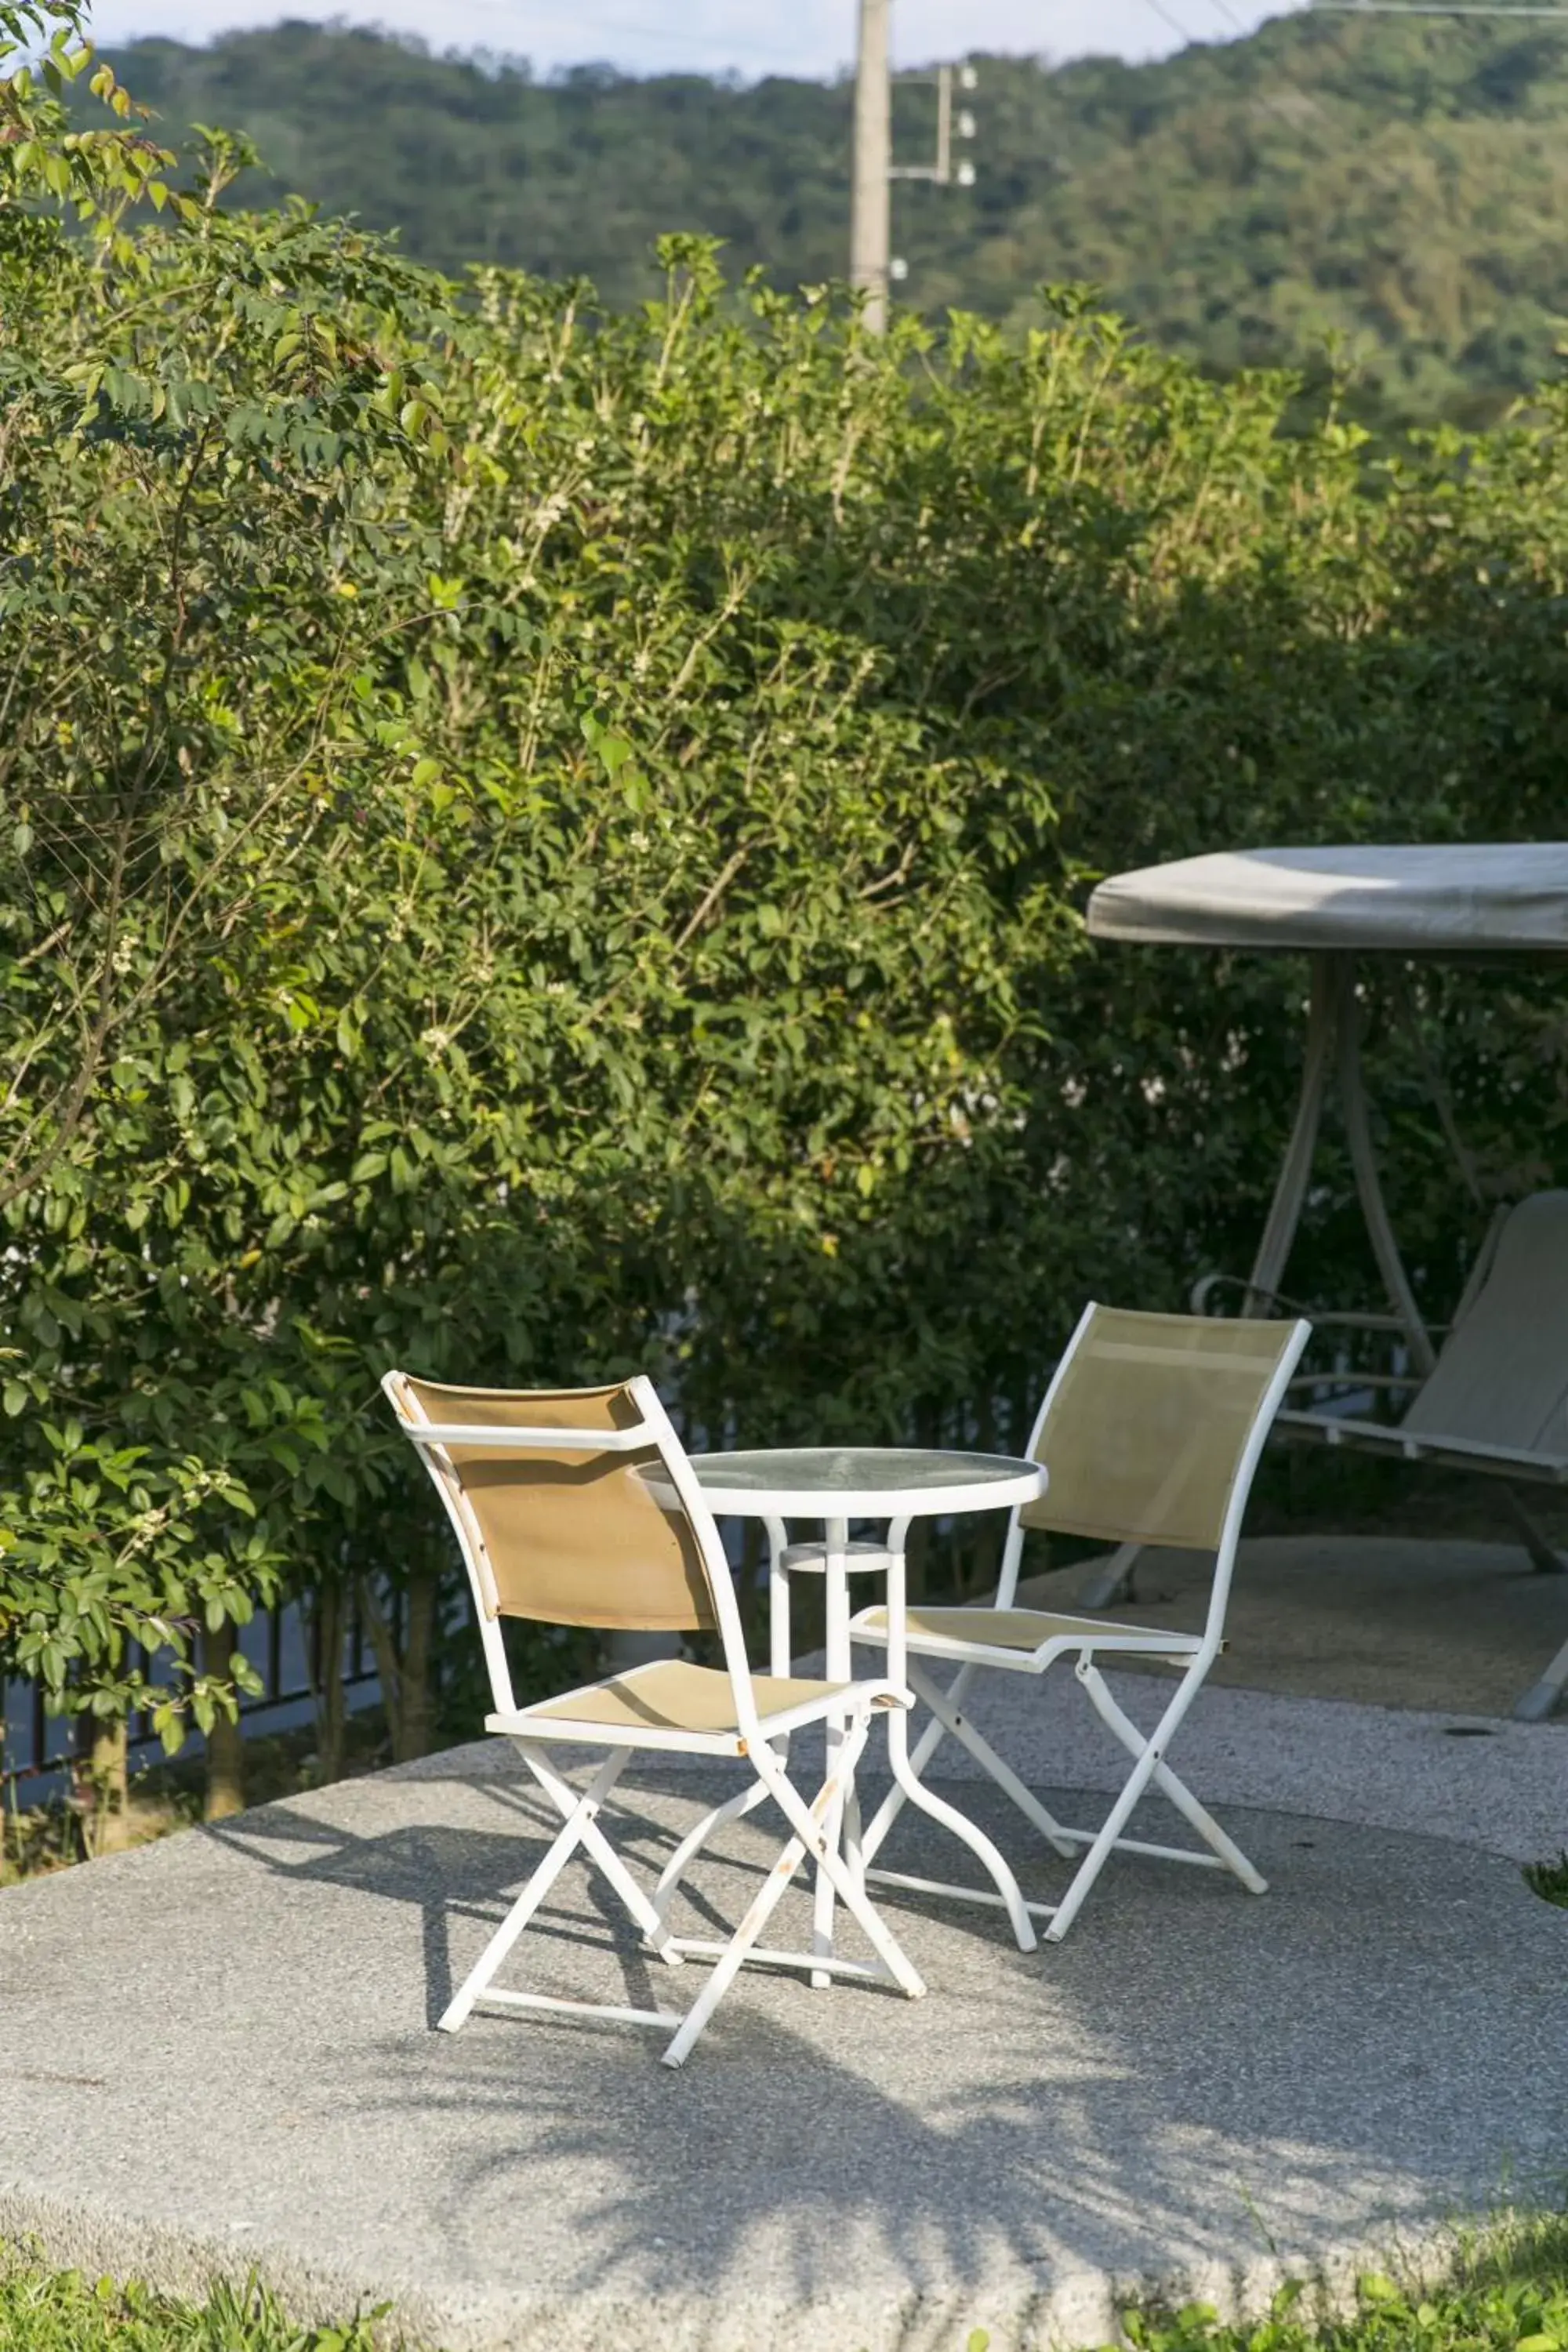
(499, 1659), (840, 1742)
(853, 1604), (1201, 1663)
(849, 1305), (1311, 1943)
(385, 1370), (925, 2067)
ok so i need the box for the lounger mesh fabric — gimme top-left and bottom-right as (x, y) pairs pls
(1018, 1311), (1307, 1549)
(1399, 1192), (1568, 1454)
(401, 1376), (715, 1632)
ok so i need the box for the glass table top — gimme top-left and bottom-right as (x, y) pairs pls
(689, 1446), (1037, 1494)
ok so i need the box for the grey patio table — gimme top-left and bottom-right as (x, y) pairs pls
(688, 1444), (1047, 1976)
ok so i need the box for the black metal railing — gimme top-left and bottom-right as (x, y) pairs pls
(2, 1594), (383, 1796)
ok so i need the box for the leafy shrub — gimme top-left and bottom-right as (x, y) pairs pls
(4, 9), (1566, 1761)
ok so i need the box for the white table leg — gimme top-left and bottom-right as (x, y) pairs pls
(878, 1533), (1038, 1952)
(811, 1515), (851, 1988)
(765, 1513), (791, 1678)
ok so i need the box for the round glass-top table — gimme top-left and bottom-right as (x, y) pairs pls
(684, 1443), (1047, 1975)
(688, 1444), (1044, 1522)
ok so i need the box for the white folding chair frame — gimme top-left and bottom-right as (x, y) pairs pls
(385, 1370), (926, 2066)
(848, 1305), (1312, 1942)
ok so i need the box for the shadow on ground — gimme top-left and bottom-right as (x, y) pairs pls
(1, 1746), (1563, 2350)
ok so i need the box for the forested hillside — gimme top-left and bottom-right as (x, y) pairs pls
(103, 11), (1568, 423)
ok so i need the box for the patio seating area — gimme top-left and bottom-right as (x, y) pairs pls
(376, 1305), (1316, 2063)
(10, 55), (1568, 2328)
(1, 1694), (1564, 2352)
(5, 841), (1565, 2348)
(5, 1334), (1566, 2345)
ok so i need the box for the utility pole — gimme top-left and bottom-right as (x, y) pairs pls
(850, 0), (891, 332)
(851, 9), (978, 332)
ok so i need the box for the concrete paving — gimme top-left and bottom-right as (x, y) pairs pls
(2, 1704), (1566, 2351)
(933, 1662), (1568, 1864)
(1014, 1535), (1568, 1719)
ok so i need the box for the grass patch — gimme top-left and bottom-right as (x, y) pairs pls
(1523, 1853), (1568, 1911)
(1096, 2212), (1568, 2350)
(6, 2221), (1566, 2352)
(0, 2248), (395, 2349)
(0, 2252), (400, 2349)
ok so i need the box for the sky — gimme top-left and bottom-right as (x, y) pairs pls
(82, 0), (1294, 79)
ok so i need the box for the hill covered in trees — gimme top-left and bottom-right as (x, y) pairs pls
(103, 12), (1568, 423)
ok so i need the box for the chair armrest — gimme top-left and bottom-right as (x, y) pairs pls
(1192, 1272), (1444, 1340)
(1190, 1272), (1302, 1317)
(1276, 1407), (1568, 1482)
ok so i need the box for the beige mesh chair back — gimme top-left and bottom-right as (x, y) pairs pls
(1016, 1308), (1309, 1646)
(848, 1302), (1310, 1944)
(390, 1374), (717, 1636)
(383, 1368), (925, 2065)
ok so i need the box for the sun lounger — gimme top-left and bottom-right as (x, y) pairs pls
(1275, 1189), (1568, 1719)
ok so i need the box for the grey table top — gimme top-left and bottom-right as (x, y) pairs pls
(688, 1445), (1044, 1521)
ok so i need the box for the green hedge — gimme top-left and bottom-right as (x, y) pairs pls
(2, 10), (1566, 1760)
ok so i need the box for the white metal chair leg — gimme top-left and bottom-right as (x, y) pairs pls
(811, 1772), (846, 1987)
(753, 1730), (927, 2000)
(905, 1660), (1076, 1860)
(519, 1746), (684, 1957)
(842, 1781), (865, 1896)
(659, 1798), (824, 2067)
(439, 1751), (641, 2032)
(811, 1520), (852, 1987)
(649, 1769), (779, 1928)
(1078, 1664), (1266, 1890)
(1044, 1662), (1211, 1943)
(518, 1742), (683, 1961)
(660, 1722), (924, 2067)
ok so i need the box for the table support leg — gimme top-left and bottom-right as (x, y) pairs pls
(811, 1516), (851, 1988)
(765, 1513), (792, 1677)
(1240, 953), (1434, 1374)
(879, 1544), (1039, 1954)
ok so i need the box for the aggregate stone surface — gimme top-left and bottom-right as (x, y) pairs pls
(2, 1737), (1565, 2350)
(1014, 1534), (1568, 1719)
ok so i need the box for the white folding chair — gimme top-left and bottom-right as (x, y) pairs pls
(384, 1370), (924, 2067)
(846, 1305), (1311, 1942)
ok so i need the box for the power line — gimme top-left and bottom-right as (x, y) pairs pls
(1313, 5), (1568, 15)
(1138, 0), (1204, 43)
